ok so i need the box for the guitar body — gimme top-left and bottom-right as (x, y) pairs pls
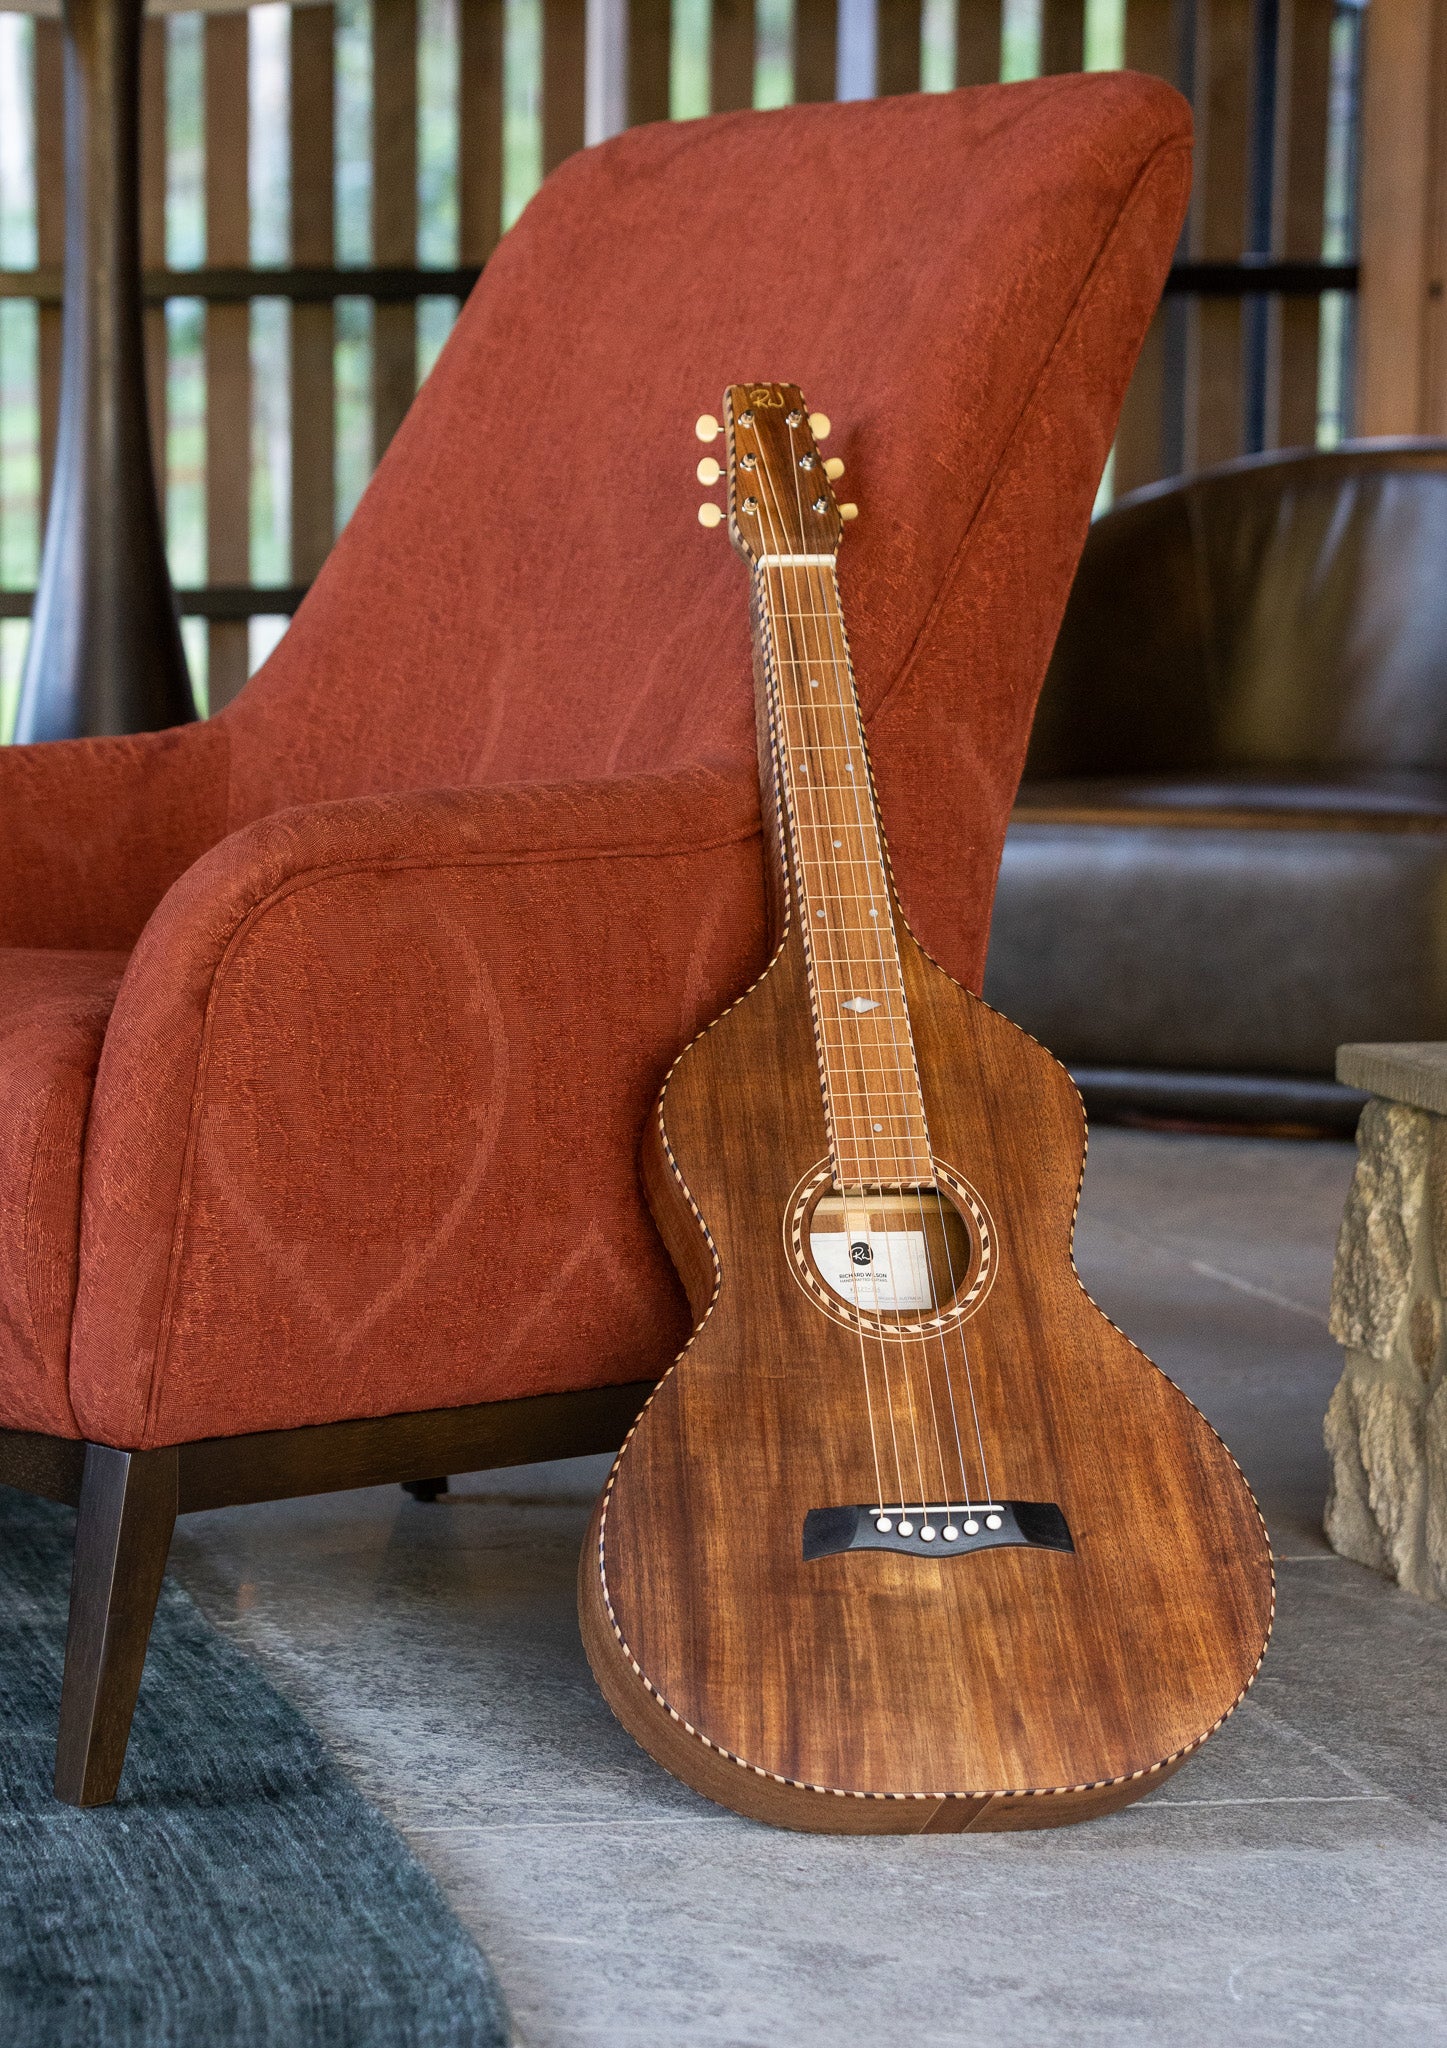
(579, 385), (1272, 1831)
(581, 926), (1272, 1831)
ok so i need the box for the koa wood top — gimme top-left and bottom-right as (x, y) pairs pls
(579, 386), (1273, 1833)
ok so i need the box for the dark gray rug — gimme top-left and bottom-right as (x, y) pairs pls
(0, 1487), (509, 2046)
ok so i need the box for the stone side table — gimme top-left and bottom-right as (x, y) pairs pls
(1325, 1043), (1447, 1604)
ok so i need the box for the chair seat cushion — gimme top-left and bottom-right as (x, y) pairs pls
(0, 949), (128, 1437)
(983, 816), (1447, 1075)
(1013, 768), (1447, 825)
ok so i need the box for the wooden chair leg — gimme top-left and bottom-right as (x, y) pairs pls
(55, 1443), (178, 1807)
(400, 1476), (449, 1501)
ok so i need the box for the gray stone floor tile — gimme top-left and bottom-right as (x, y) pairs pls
(168, 1127), (1447, 2047)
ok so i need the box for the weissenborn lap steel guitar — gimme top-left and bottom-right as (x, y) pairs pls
(578, 385), (1273, 1833)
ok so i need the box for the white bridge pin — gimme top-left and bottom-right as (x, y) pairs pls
(986, 1513), (1003, 1531)
(920, 1525), (936, 1542)
(898, 1520), (914, 1537)
(875, 1516), (893, 1533)
(943, 1525), (959, 1541)
(963, 1518), (979, 1535)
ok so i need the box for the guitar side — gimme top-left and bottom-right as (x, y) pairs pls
(578, 927), (1274, 1834)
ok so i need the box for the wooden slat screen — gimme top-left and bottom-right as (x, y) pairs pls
(0, 0), (1366, 730)
(291, 3), (339, 585)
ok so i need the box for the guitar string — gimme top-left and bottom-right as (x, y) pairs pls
(748, 423), (922, 1518)
(769, 552), (949, 1531)
(765, 432), (933, 1531)
(742, 417), (894, 1518)
(765, 436), (945, 1540)
(755, 423), (932, 1523)
(773, 414), (992, 1517)
(806, 549), (997, 1518)
(757, 552), (910, 1521)
(796, 550), (968, 1524)
(764, 410), (955, 1520)
(751, 437), (915, 1519)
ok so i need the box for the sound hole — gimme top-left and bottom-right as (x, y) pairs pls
(805, 1187), (977, 1324)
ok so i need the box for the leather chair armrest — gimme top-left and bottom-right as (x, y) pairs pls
(69, 764), (767, 1449)
(0, 723), (230, 950)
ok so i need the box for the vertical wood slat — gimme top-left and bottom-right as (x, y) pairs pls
(34, 19), (64, 516)
(794, 0), (838, 102)
(543, 0), (587, 173)
(1427, 0), (1447, 430)
(1113, 0), (1180, 493)
(628, 0), (672, 123)
(205, 11), (252, 711)
(1356, 0), (1447, 435)
(877, 0), (922, 94)
(373, 0), (419, 463)
(711, 0), (756, 111)
(1271, 0), (1333, 448)
(1187, 0), (1255, 469)
(459, 0), (506, 260)
(140, 18), (167, 511)
(1040, 0), (1085, 76)
(954, 0), (1001, 86)
(291, 4), (337, 582)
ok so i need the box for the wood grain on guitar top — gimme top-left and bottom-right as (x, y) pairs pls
(578, 385), (1273, 1832)
(581, 928), (1272, 1830)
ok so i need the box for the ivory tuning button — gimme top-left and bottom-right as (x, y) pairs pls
(808, 412), (831, 440)
(698, 502), (724, 529)
(824, 457), (845, 481)
(839, 503), (859, 522)
(695, 413), (722, 443)
(696, 456), (722, 485)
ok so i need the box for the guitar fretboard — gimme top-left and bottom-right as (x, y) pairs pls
(758, 560), (935, 1190)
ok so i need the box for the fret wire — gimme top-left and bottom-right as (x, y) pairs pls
(759, 565), (936, 1187)
(816, 1065), (931, 1076)
(831, 1116), (932, 1127)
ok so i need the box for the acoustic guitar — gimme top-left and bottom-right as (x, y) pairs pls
(578, 384), (1273, 1833)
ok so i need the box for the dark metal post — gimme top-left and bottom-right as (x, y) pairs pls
(15, 0), (193, 743)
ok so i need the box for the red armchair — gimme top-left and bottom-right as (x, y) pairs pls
(0, 75), (1190, 1803)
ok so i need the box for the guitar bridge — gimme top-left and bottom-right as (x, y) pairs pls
(802, 1500), (1074, 1560)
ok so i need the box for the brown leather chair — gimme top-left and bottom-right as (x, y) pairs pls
(983, 441), (1447, 1129)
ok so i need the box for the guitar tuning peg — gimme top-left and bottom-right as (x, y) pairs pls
(839, 503), (859, 522)
(695, 413), (722, 443)
(808, 412), (831, 440)
(824, 457), (845, 481)
(698, 503), (724, 528)
(696, 456), (722, 486)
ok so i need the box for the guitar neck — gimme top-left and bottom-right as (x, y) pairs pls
(754, 557), (935, 1191)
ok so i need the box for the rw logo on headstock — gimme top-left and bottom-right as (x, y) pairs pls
(694, 384), (857, 561)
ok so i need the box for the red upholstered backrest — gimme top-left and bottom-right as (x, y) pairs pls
(217, 76), (1190, 981)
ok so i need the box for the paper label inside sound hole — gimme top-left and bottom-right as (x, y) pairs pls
(810, 1230), (935, 1312)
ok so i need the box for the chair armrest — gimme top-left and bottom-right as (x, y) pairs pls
(0, 723), (230, 949)
(70, 764), (767, 1449)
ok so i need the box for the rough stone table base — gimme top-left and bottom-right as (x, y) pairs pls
(1326, 1046), (1447, 1604)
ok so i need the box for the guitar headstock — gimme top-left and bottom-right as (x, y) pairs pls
(695, 384), (856, 562)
